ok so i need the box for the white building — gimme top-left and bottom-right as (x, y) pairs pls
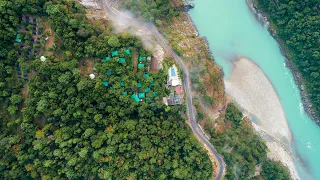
(40, 56), (46, 62)
(89, 74), (95, 79)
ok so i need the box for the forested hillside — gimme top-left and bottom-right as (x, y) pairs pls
(121, 0), (181, 24)
(257, 0), (320, 119)
(0, 0), (213, 179)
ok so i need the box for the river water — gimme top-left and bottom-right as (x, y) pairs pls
(189, 0), (320, 179)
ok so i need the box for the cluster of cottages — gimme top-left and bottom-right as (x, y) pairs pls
(163, 65), (184, 105)
(16, 15), (42, 60)
(99, 49), (156, 103)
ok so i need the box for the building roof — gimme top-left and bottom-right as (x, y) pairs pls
(144, 87), (151, 93)
(118, 58), (126, 63)
(120, 81), (125, 87)
(137, 82), (142, 88)
(122, 91), (127, 96)
(125, 49), (131, 55)
(139, 56), (146, 61)
(138, 63), (145, 69)
(174, 85), (184, 95)
(89, 74), (95, 79)
(131, 94), (140, 102)
(144, 74), (150, 78)
(138, 93), (145, 99)
(104, 57), (110, 62)
(102, 81), (108, 87)
(111, 51), (118, 57)
(106, 70), (112, 75)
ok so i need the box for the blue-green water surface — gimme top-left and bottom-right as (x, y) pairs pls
(189, 0), (320, 179)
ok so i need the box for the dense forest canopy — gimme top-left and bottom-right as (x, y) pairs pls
(257, 0), (320, 118)
(0, 0), (213, 179)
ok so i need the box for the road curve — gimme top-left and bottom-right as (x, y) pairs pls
(100, 1), (225, 179)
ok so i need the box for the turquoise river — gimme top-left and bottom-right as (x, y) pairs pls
(189, 0), (320, 179)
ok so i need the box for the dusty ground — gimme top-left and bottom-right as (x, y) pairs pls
(225, 58), (299, 179)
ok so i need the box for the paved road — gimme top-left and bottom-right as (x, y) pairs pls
(101, 2), (225, 179)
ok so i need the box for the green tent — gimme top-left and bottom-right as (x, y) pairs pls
(138, 64), (145, 69)
(139, 56), (146, 61)
(106, 70), (112, 75)
(120, 82), (125, 87)
(111, 51), (118, 57)
(125, 49), (131, 55)
(138, 93), (145, 99)
(144, 88), (151, 93)
(102, 81), (108, 87)
(104, 57), (110, 62)
(15, 34), (21, 42)
(137, 82), (142, 88)
(144, 74), (150, 78)
(131, 94), (140, 102)
(118, 58), (126, 63)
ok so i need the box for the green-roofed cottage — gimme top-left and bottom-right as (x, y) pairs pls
(15, 34), (21, 42)
(122, 91), (127, 96)
(120, 82), (125, 87)
(118, 58), (126, 63)
(139, 56), (146, 62)
(106, 70), (112, 75)
(144, 74), (150, 78)
(111, 51), (118, 57)
(104, 57), (111, 62)
(144, 87), (151, 93)
(138, 64), (145, 69)
(137, 82), (142, 88)
(146, 99), (153, 103)
(102, 81), (108, 87)
(138, 93), (145, 99)
(125, 49), (131, 55)
(131, 94), (140, 102)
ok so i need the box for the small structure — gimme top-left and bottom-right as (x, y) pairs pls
(144, 88), (151, 93)
(138, 63), (145, 69)
(147, 56), (152, 61)
(15, 34), (21, 42)
(104, 56), (110, 62)
(89, 74), (95, 79)
(125, 49), (131, 55)
(137, 82), (142, 88)
(131, 94), (140, 102)
(118, 58), (126, 63)
(138, 93), (145, 99)
(40, 56), (46, 62)
(139, 56), (146, 62)
(111, 51), (118, 57)
(122, 91), (127, 96)
(106, 70), (112, 75)
(102, 81), (108, 87)
(120, 81), (125, 87)
(144, 73), (150, 78)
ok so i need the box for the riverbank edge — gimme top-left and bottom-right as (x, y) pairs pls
(246, 0), (320, 126)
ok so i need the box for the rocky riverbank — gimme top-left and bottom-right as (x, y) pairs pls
(225, 57), (299, 179)
(246, 0), (320, 126)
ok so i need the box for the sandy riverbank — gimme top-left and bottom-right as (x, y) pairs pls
(225, 57), (299, 179)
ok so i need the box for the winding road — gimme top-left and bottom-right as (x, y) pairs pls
(100, 1), (225, 179)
